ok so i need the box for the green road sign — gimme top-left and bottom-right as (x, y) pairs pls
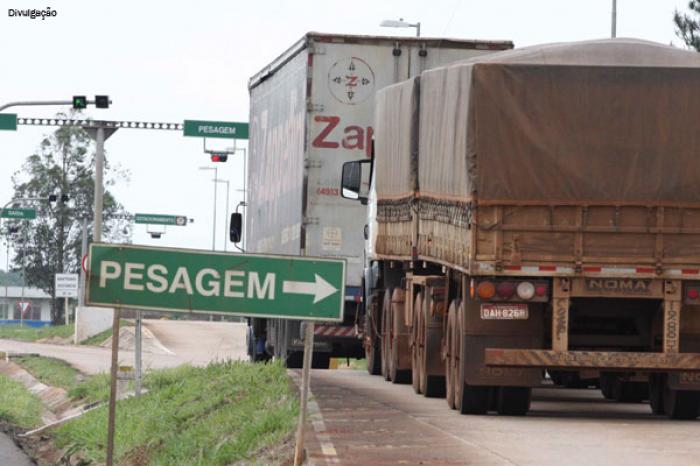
(0, 113), (17, 131)
(86, 244), (345, 321)
(134, 213), (187, 226)
(183, 119), (249, 139)
(0, 208), (36, 219)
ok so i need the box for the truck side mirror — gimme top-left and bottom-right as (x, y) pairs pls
(341, 159), (371, 203)
(230, 213), (242, 243)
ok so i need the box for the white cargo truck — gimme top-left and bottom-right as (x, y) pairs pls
(244, 32), (512, 368)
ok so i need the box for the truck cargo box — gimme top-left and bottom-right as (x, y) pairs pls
(247, 32), (512, 288)
(375, 39), (700, 276)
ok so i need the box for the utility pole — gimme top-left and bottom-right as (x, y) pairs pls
(215, 179), (230, 252)
(199, 166), (219, 251)
(611, 0), (617, 38)
(78, 217), (88, 308)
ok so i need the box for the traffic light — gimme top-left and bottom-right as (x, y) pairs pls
(48, 194), (69, 203)
(95, 95), (110, 109)
(210, 153), (228, 162)
(72, 95), (87, 109)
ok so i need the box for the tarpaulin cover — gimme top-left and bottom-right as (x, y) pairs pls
(375, 77), (420, 200)
(418, 39), (700, 204)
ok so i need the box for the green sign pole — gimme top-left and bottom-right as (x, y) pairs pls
(134, 214), (187, 226)
(183, 119), (249, 139)
(0, 208), (36, 219)
(87, 243), (345, 321)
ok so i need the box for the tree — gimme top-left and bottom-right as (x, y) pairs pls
(675, 1), (700, 51)
(8, 113), (132, 323)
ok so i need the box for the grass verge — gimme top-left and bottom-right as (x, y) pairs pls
(14, 356), (81, 391)
(0, 324), (73, 342)
(0, 374), (43, 428)
(53, 360), (298, 465)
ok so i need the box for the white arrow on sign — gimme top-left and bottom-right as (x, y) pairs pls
(282, 274), (338, 304)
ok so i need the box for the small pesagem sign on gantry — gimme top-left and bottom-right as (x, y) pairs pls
(183, 120), (249, 140)
(86, 243), (345, 321)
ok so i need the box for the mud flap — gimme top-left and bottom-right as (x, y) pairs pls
(464, 335), (542, 387)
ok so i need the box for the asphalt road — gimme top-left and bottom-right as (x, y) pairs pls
(304, 369), (700, 466)
(0, 320), (248, 374)
(0, 433), (33, 466)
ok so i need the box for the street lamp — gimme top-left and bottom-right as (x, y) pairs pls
(199, 166), (218, 251)
(214, 179), (230, 252)
(380, 18), (421, 37)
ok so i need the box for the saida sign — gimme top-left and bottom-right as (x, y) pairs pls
(86, 244), (345, 321)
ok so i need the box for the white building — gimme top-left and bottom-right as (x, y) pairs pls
(0, 286), (52, 326)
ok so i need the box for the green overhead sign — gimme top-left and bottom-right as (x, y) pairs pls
(0, 208), (36, 219)
(183, 119), (248, 139)
(134, 214), (187, 226)
(0, 113), (17, 131)
(86, 244), (345, 321)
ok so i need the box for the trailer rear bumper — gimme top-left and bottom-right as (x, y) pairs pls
(485, 349), (700, 371)
(484, 277), (700, 373)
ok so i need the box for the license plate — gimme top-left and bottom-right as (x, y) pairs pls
(480, 304), (529, 320)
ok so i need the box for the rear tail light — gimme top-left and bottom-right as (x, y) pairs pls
(476, 281), (496, 299)
(516, 282), (535, 300)
(684, 283), (700, 304)
(496, 282), (516, 299)
(535, 285), (547, 297)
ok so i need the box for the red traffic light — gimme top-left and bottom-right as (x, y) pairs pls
(210, 153), (228, 162)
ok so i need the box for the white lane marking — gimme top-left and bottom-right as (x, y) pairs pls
(289, 370), (339, 464)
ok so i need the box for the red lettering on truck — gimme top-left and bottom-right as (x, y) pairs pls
(312, 116), (340, 148)
(312, 115), (374, 157)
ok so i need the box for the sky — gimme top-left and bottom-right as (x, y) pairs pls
(0, 0), (692, 270)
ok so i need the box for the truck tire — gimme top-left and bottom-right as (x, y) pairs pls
(445, 300), (460, 409)
(246, 325), (256, 362)
(286, 351), (304, 369)
(497, 387), (531, 416)
(600, 373), (616, 400)
(455, 303), (490, 414)
(419, 290), (445, 398)
(649, 374), (665, 415)
(411, 292), (424, 394)
(312, 353), (331, 369)
(664, 382), (700, 420)
(381, 290), (393, 381)
(365, 292), (382, 376)
(614, 381), (648, 403)
(389, 288), (411, 384)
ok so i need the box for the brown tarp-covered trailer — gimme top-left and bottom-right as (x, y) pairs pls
(375, 77), (420, 258)
(375, 39), (700, 272)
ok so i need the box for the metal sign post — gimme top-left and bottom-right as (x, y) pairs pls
(294, 321), (315, 466)
(135, 310), (142, 397)
(105, 310), (121, 466)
